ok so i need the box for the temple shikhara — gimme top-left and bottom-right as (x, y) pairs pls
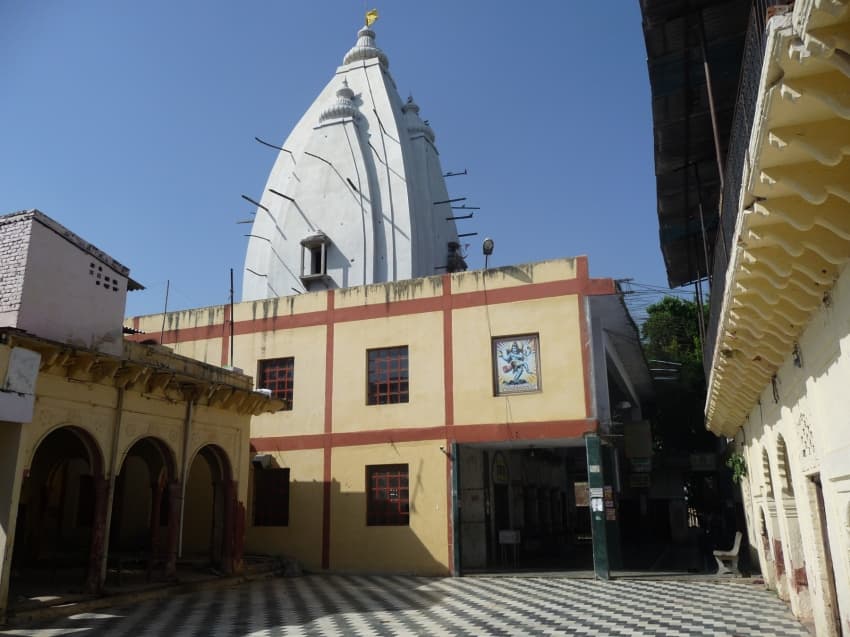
(243, 27), (465, 300)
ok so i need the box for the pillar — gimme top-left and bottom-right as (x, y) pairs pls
(164, 481), (182, 579)
(0, 424), (25, 623)
(148, 480), (164, 580)
(585, 433), (609, 580)
(86, 476), (108, 593)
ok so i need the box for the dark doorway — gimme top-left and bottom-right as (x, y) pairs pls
(107, 437), (176, 584)
(457, 444), (593, 573)
(11, 427), (103, 597)
(182, 445), (233, 571)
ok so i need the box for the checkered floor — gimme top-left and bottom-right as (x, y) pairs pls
(1, 574), (809, 636)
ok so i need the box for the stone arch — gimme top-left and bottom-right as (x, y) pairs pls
(182, 444), (236, 573)
(762, 447), (775, 497)
(775, 434), (794, 496)
(759, 505), (778, 591)
(12, 425), (107, 595)
(117, 435), (177, 481)
(24, 424), (105, 477)
(772, 433), (811, 618)
(107, 436), (179, 584)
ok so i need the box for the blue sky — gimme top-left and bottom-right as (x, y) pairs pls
(1, 1), (669, 318)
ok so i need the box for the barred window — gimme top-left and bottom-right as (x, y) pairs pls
(253, 468), (290, 527)
(367, 346), (409, 405)
(258, 357), (294, 410)
(366, 464), (409, 526)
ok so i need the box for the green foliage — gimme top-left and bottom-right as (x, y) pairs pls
(641, 296), (713, 456)
(725, 452), (748, 484)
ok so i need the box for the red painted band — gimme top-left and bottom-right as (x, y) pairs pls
(250, 419), (598, 452)
(221, 304), (231, 368)
(135, 273), (616, 346)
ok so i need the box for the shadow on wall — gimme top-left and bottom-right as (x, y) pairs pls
(247, 477), (449, 577)
(489, 265), (532, 284)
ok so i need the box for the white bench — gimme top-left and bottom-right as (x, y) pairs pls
(713, 530), (742, 575)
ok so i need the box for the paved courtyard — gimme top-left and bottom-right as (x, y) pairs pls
(1, 574), (808, 636)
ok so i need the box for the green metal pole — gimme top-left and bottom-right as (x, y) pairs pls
(585, 433), (610, 580)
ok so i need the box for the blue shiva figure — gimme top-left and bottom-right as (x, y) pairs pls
(501, 341), (530, 385)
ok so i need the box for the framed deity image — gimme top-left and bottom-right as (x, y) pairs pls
(492, 334), (541, 395)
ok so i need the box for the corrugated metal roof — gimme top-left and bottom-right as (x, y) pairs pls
(640, 0), (751, 288)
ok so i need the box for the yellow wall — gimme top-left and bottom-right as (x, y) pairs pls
(183, 454), (213, 555)
(233, 293), (328, 321)
(452, 295), (585, 424)
(451, 258), (579, 295)
(0, 336), (259, 618)
(329, 441), (449, 575)
(124, 257), (597, 576)
(332, 312), (444, 433)
(245, 448), (324, 571)
(237, 324), (327, 439)
(334, 276), (444, 309)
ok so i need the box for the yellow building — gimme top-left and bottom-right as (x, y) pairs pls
(0, 210), (279, 623)
(129, 257), (653, 576)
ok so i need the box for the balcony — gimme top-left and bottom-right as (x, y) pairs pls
(704, 0), (850, 435)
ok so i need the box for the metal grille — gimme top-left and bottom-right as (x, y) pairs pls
(258, 357), (294, 410)
(367, 346), (409, 405)
(253, 468), (290, 526)
(704, 1), (786, 377)
(366, 464), (409, 526)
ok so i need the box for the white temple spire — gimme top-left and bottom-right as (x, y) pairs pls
(242, 26), (462, 301)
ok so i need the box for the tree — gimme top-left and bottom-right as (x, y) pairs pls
(640, 296), (713, 456)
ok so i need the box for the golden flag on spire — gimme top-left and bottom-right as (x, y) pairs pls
(365, 8), (379, 27)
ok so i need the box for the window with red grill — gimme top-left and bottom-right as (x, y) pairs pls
(253, 468), (290, 526)
(258, 357), (294, 410)
(367, 346), (409, 405)
(366, 464), (409, 526)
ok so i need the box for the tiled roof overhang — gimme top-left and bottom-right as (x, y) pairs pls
(640, 0), (751, 288)
(706, 0), (850, 436)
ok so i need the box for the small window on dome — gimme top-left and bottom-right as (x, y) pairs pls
(299, 231), (331, 284)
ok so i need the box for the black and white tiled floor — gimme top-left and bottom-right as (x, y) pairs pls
(1, 574), (809, 636)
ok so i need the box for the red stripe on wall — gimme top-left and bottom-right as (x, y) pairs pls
(577, 255), (589, 280)
(221, 304), (231, 367)
(251, 419), (597, 452)
(321, 290), (335, 570)
(147, 273), (616, 346)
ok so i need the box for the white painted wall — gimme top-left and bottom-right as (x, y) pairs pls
(738, 261), (850, 636)
(16, 220), (128, 356)
(242, 28), (460, 301)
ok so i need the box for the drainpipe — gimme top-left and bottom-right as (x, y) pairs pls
(178, 397), (195, 557)
(99, 386), (125, 586)
(698, 11), (725, 191)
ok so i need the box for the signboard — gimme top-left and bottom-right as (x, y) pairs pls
(574, 481), (589, 507)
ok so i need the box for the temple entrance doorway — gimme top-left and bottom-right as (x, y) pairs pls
(456, 442), (594, 573)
